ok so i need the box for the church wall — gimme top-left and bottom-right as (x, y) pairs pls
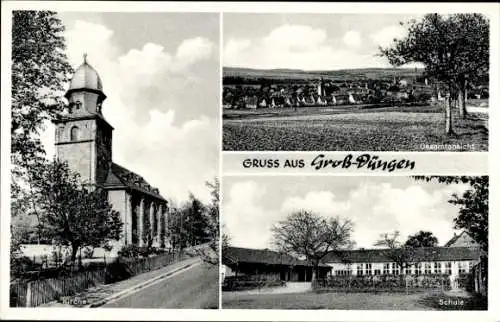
(124, 192), (133, 245)
(108, 189), (129, 249)
(56, 119), (96, 142)
(56, 141), (95, 184)
(67, 91), (100, 115)
(55, 119), (97, 184)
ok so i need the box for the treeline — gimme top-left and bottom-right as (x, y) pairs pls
(168, 179), (219, 252)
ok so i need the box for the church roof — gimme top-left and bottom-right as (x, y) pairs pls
(105, 163), (166, 202)
(66, 55), (104, 96)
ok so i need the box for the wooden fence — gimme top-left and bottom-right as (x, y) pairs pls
(10, 250), (185, 307)
(115, 251), (184, 277)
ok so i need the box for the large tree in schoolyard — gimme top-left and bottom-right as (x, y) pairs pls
(272, 210), (354, 280)
(375, 231), (416, 272)
(28, 160), (123, 264)
(379, 13), (489, 134)
(405, 230), (439, 248)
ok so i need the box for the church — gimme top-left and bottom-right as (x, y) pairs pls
(53, 55), (169, 252)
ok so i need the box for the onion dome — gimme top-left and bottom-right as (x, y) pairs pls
(65, 54), (106, 100)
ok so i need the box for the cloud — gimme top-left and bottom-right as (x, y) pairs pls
(113, 111), (218, 203)
(174, 37), (214, 71)
(281, 191), (350, 215)
(224, 38), (252, 58)
(370, 25), (407, 48)
(343, 30), (362, 48)
(224, 180), (467, 250)
(223, 181), (280, 249)
(118, 43), (173, 79)
(263, 25), (327, 51)
(40, 20), (218, 204)
(224, 24), (392, 70)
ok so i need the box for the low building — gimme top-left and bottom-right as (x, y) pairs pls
(323, 246), (481, 277)
(222, 246), (330, 282)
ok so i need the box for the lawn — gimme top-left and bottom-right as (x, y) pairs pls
(222, 290), (487, 310)
(222, 105), (488, 151)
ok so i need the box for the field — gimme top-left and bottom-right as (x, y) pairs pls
(223, 66), (423, 83)
(222, 105), (488, 151)
(222, 290), (487, 310)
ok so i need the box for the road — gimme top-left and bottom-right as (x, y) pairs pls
(103, 261), (219, 309)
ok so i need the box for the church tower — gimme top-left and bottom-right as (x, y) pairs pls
(54, 54), (114, 187)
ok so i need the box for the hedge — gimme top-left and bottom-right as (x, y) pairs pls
(222, 275), (286, 292)
(313, 274), (457, 291)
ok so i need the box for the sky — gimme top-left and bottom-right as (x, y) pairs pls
(39, 12), (219, 204)
(222, 176), (469, 250)
(223, 13), (424, 70)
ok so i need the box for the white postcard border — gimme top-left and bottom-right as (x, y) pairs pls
(1, 1), (499, 321)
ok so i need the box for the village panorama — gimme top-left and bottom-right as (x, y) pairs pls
(222, 13), (489, 151)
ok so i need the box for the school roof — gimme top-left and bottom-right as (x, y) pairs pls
(322, 246), (481, 264)
(444, 231), (479, 247)
(223, 246), (328, 267)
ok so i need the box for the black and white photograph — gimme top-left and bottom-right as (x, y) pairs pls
(222, 13), (489, 151)
(8, 11), (220, 309)
(1, 2), (499, 322)
(221, 176), (488, 310)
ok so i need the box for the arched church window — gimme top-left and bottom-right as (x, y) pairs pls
(70, 126), (80, 141)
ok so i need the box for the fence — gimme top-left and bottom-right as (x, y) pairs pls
(10, 250), (185, 307)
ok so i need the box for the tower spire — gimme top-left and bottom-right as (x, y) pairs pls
(83, 52), (88, 63)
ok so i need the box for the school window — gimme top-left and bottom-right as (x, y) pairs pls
(434, 262), (441, 274)
(374, 269), (381, 276)
(391, 263), (399, 275)
(383, 263), (390, 275)
(357, 264), (363, 276)
(424, 262), (432, 275)
(445, 262), (452, 275)
(468, 261), (475, 273)
(405, 266), (412, 275)
(415, 263), (422, 276)
(365, 263), (372, 275)
(458, 262), (467, 274)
